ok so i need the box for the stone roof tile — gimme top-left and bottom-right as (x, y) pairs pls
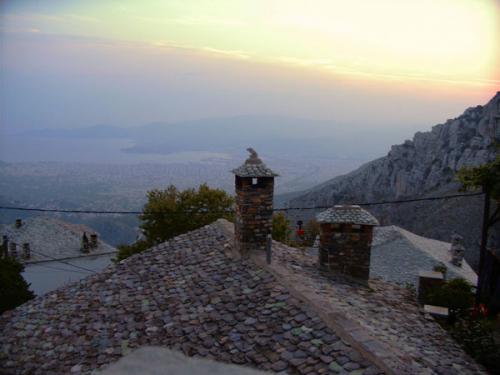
(316, 205), (379, 226)
(0, 221), (375, 375)
(231, 148), (278, 177)
(0, 220), (486, 375)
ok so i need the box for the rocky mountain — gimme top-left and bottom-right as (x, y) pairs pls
(284, 92), (500, 269)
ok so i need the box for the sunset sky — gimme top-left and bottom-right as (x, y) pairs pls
(1, 0), (499, 131)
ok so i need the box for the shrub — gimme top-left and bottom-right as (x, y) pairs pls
(0, 257), (35, 314)
(404, 282), (416, 296)
(426, 278), (474, 315)
(303, 218), (320, 246)
(450, 316), (500, 373)
(433, 263), (447, 277)
(114, 240), (151, 262)
(272, 212), (292, 243)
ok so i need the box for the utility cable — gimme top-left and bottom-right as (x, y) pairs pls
(32, 263), (94, 275)
(29, 249), (98, 274)
(0, 192), (484, 215)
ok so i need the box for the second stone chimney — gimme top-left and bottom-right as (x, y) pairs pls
(9, 242), (18, 259)
(450, 234), (465, 267)
(232, 148), (278, 256)
(90, 233), (98, 249)
(317, 205), (379, 281)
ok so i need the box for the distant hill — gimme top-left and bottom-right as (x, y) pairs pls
(283, 92), (500, 269)
(23, 124), (133, 139)
(21, 115), (415, 160)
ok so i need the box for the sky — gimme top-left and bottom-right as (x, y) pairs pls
(0, 0), (499, 133)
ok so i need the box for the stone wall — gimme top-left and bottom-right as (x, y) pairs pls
(234, 176), (274, 256)
(319, 223), (374, 280)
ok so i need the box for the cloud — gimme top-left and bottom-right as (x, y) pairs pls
(2, 15), (497, 89)
(131, 15), (248, 28)
(201, 47), (250, 60)
(271, 56), (500, 88)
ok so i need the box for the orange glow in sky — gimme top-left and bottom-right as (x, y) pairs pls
(1, 0), (499, 129)
(1, 0), (499, 88)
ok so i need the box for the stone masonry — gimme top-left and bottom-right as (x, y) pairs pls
(317, 206), (379, 281)
(232, 149), (277, 256)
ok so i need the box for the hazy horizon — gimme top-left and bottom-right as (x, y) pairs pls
(1, 0), (499, 144)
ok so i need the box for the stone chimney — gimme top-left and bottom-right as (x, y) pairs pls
(9, 242), (18, 259)
(2, 236), (8, 258)
(81, 232), (90, 253)
(22, 243), (31, 260)
(232, 148), (278, 256)
(450, 234), (465, 267)
(15, 219), (22, 228)
(317, 205), (379, 281)
(90, 233), (98, 249)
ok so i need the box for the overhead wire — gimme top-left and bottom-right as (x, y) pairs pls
(28, 249), (99, 274)
(31, 263), (94, 274)
(3, 191), (486, 277)
(0, 191), (484, 216)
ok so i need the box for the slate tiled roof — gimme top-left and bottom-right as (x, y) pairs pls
(267, 240), (486, 375)
(0, 220), (485, 375)
(232, 163), (278, 178)
(371, 226), (477, 287)
(0, 217), (115, 262)
(316, 205), (379, 226)
(0, 221), (380, 375)
(232, 148), (278, 178)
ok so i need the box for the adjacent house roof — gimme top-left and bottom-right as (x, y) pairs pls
(232, 148), (278, 178)
(0, 220), (486, 375)
(316, 205), (379, 226)
(371, 226), (477, 287)
(0, 217), (115, 262)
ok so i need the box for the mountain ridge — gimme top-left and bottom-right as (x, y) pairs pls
(19, 115), (419, 161)
(284, 92), (500, 269)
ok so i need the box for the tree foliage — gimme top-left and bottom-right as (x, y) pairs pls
(458, 150), (499, 231)
(303, 218), (320, 246)
(272, 212), (291, 243)
(457, 151), (500, 205)
(0, 257), (35, 314)
(115, 240), (150, 262)
(450, 315), (500, 372)
(115, 184), (234, 261)
(426, 278), (475, 315)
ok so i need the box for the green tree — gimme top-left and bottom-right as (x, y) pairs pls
(450, 315), (500, 372)
(0, 257), (35, 314)
(115, 240), (150, 262)
(426, 278), (474, 316)
(457, 151), (500, 229)
(457, 151), (500, 303)
(272, 212), (291, 243)
(303, 218), (320, 246)
(457, 150), (500, 205)
(116, 184), (234, 261)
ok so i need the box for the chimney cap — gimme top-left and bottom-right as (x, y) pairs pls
(316, 205), (379, 226)
(232, 148), (278, 177)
